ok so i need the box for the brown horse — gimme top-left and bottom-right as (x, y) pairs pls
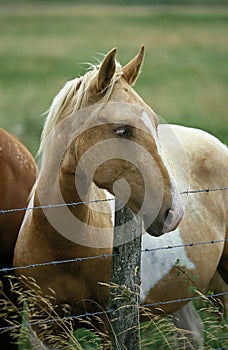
(0, 128), (37, 349)
(13, 47), (227, 349)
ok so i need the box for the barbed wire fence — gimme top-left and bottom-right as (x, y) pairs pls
(0, 186), (228, 216)
(0, 237), (227, 274)
(0, 186), (228, 348)
(0, 292), (227, 333)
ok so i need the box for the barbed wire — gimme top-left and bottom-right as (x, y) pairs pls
(0, 186), (227, 215)
(0, 186), (227, 273)
(0, 291), (227, 333)
(0, 238), (227, 274)
(142, 238), (228, 253)
(0, 186), (227, 334)
(0, 309), (114, 332)
(0, 253), (116, 273)
(180, 186), (228, 195)
(142, 291), (228, 308)
(0, 198), (115, 215)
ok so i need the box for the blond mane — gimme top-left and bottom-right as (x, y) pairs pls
(38, 61), (122, 157)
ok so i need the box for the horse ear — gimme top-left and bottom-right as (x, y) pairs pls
(123, 45), (145, 85)
(97, 48), (117, 92)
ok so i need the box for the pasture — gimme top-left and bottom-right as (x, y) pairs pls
(0, 2), (227, 349)
(0, 3), (227, 155)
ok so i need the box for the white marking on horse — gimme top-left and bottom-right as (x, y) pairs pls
(141, 111), (160, 145)
(141, 111), (169, 166)
(140, 111), (180, 204)
(140, 228), (195, 302)
(104, 189), (115, 225)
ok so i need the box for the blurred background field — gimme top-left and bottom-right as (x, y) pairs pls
(0, 1), (227, 156)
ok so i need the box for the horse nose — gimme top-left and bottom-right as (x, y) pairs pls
(163, 205), (184, 233)
(162, 183), (185, 233)
(143, 194), (184, 237)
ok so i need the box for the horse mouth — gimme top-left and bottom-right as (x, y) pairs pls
(145, 218), (181, 237)
(145, 224), (164, 237)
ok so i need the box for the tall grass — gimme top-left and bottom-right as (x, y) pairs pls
(0, 4), (227, 155)
(0, 275), (227, 349)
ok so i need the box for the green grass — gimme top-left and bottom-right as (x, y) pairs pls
(0, 4), (227, 155)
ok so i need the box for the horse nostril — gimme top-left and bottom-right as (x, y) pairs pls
(164, 208), (171, 220)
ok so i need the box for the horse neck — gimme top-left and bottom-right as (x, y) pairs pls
(34, 143), (112, 235)
(34, 153), (94, 225)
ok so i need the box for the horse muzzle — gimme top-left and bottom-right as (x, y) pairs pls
(162, 205), (184, 233)
(144, 199), (184, 237)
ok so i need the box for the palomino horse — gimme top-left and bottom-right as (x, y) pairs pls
(0, 128), (37, 349)
(141, 123), (228, 348)
(13, 47), (227, 349)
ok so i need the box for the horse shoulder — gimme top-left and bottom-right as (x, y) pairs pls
(165, 125), (226, 170)
(164, 125), (227, 199)
(158, 124), (228, 277)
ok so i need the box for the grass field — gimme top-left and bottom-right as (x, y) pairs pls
(0, 3), (227, 155)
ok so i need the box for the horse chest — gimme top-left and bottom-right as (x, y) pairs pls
(38, 263), (110, 313)
(140, 229), (195, 302)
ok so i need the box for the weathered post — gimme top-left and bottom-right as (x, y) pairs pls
(108, 199), (142, 350)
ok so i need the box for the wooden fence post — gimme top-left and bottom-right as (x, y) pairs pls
(108, 199), (142, 350)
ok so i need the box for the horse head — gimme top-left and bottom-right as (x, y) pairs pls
(69, 46), (184, 236)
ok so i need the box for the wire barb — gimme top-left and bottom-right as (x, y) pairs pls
(0, 238), (227, 274)
(0, 186), (227, 214)
(0, 292), (227, 333)
(180, 186), (228, 195)
(0, 197), (115, 215)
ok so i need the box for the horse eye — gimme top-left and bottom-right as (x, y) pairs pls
(115, 126), (132, 138)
